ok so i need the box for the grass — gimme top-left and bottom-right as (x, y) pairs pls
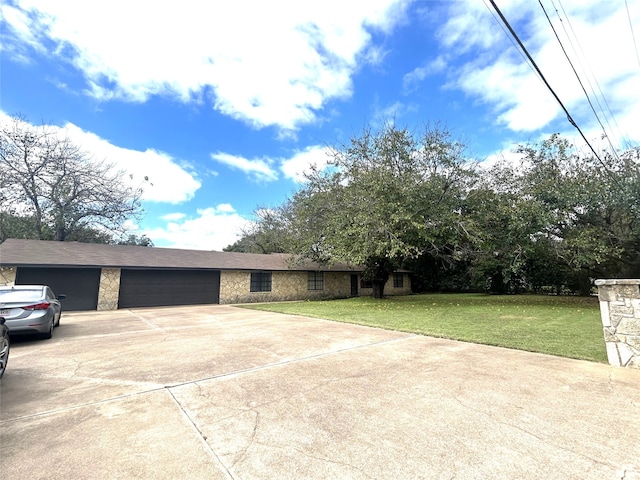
(241, 293), (607, 363)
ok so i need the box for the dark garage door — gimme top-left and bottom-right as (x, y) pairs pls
(118, 269), (220, 308)
(16, 267), (100, 311)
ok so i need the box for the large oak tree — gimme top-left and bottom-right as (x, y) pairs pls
(246, 124), (478, 298)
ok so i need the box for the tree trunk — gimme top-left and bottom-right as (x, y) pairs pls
(55, 225), (66, 241)
(363, 258), (392, 299)
(372, 280), (386, 299)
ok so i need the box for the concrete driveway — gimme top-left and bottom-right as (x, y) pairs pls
(1, 305), (639, 479)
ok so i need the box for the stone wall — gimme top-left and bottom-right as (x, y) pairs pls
(1, 264), (412, 308)
(358, 274), (412, 297)
(0, 266), (16, 285)
(219, 270), (353, 304)
(595, 279), (640, 369)
(389, 274), (412, 296)
(219, 270), (411, 304)
(97, 268), (121, 311)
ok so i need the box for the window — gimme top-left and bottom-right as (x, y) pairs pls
(360, 279), (373, 289)
(250, 272), (272, 292)
(393, 273), (404, 288)
(308, 271), (324, 290)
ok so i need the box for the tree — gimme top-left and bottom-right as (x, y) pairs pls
(0, 211), (154, 246)
(0, 116), (145, 242)
(224, 207), (290, 254)
(249, 124), (477, 298)
(517, 135), (640, 291)
(117, 234), (154, 246)
(0, 212), (45, 242)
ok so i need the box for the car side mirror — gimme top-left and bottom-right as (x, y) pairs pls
(58, 294), (67, 301)
(0, 317), (5, 325)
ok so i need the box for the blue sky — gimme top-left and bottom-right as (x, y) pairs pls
(1, 0), (638, 250)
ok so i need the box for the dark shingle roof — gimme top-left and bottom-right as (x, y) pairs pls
(0, 238), (360, 272)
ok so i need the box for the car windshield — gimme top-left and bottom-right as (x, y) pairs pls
(0, 289), (43, 303)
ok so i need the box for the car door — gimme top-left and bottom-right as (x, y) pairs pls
(45, 287), (62, 320)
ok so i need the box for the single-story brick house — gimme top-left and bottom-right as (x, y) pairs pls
(0, 239), (411, 311)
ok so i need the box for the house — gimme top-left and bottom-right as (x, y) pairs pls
(0, 239), (411, 311)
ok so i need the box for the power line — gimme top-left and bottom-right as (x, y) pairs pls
(481, 0), (540, 79)
(626, 0), (640, 68)
(486, 0), (620, 185)
(538, 0), (620, 160)
(553, 0), (632, 149)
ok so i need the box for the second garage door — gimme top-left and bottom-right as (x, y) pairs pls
(118, 269), (220, 308)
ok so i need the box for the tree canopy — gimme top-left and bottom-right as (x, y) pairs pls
(236, 124), (478, 297)
(0, 116), (147, 244)
(231, 125), (639, 297)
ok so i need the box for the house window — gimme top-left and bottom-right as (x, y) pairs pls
(308, 271), (324, 290)
(393, 273), (404, 288)
(250, 271), (272, 292)
(360, 279), (373, 289)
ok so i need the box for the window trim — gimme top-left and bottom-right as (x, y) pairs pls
(250, 271), (272, 292)
(393, 273), (404, 289)
(307, 271), (324, 291)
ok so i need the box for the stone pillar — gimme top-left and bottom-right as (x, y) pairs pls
(0, 266), (17, 286)
(595, 279), (640, 369)
(97, 268), (121, 311)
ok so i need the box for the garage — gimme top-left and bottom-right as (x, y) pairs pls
(118, 269), (220, 308)
(15, 267), (101, 311)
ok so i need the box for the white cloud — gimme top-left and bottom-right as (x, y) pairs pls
(434, 0), (640, 146)
(481, 148), (524, 170)
(61, 123), (201, 204)
(0, 111), (201, 204)
(372, 101), (417, 127)
(142, 204), (249, 251)
(280, 145), (332, 183)
(1, 0), (410, 132)
(402, 56), (447, 93)
(160, 213), (187, 222)
(0, 4), (44, 62)
(210, 146), (332, 184)
(210, 152), (278, 183)
(215, 203), (236, 213)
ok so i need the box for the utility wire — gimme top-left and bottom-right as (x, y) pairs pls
(481, 0), (539, 79)
(626, 0), (640, 68)
(552, 0), (632, 146)
(553, 0), (626, 147)
(554, 0), (632, 149)
(486, 0), (620, 185)
(538, 0), (620, 160)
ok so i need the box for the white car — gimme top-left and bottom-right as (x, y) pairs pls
(0, 285), (66, 339)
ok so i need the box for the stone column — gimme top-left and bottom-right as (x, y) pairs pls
(0, 266), (17, 286)
(97, 268), (122, 311)
(595, 279), (640, 369)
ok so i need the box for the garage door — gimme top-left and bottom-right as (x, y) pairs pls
(118, 269), (220, 308)
(16, 267), (100, 311)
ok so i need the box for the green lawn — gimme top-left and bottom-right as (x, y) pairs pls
(241, 293), (607, 363)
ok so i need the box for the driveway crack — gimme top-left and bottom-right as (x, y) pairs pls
(453, 397), (616, 471)
(229, 410), (259, 468)
(166, 387), (235, 480)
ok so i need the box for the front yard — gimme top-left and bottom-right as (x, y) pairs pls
(242, 293), (607, 363)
